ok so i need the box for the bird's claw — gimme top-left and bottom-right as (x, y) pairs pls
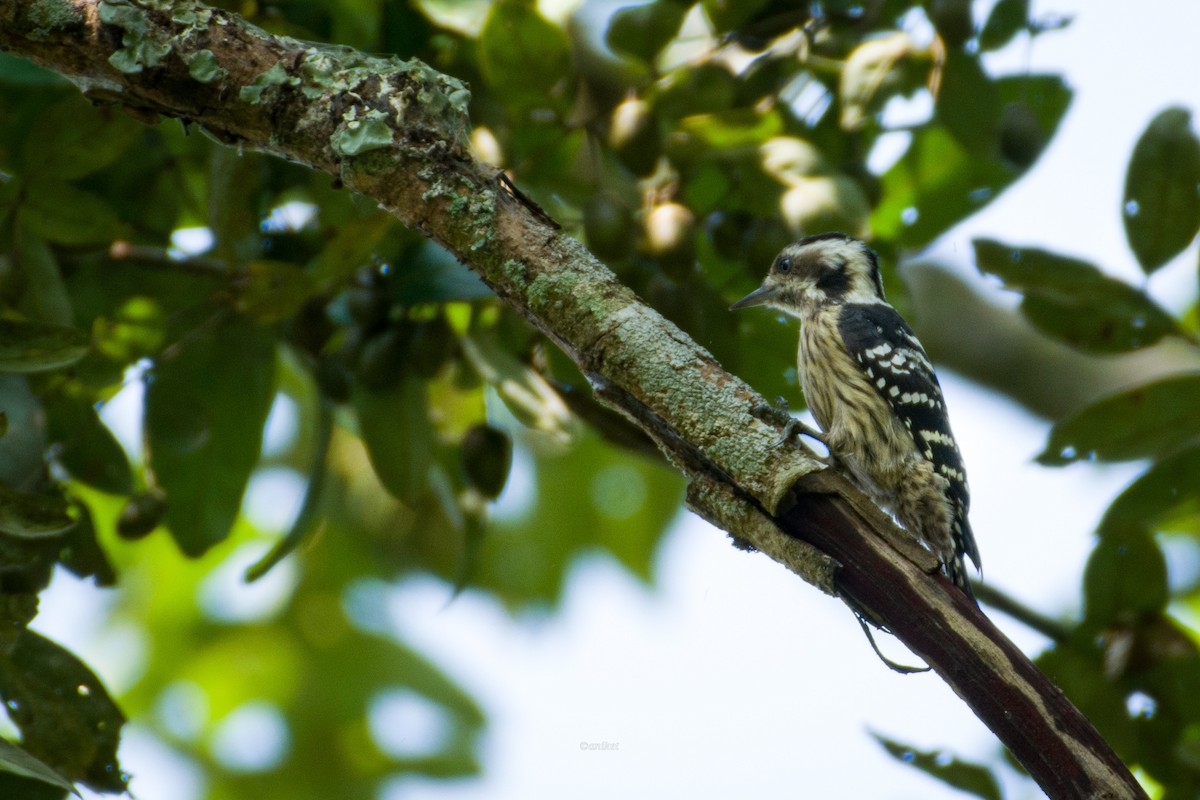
(751, 398), (829, 454)
(751, 396), (794, 428)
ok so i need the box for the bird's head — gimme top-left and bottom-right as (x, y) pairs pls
(729, 233), (885, 316)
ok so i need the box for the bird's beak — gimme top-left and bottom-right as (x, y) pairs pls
(729, 284), (776, 310)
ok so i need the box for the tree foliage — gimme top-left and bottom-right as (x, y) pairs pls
(0, 0), (1198, 797)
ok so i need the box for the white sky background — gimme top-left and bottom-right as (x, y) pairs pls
(31, 1), (1200, 799)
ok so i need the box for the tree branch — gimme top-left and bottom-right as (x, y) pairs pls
(0, 2), (1146, 797)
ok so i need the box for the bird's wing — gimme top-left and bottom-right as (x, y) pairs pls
(836, 302), (980, 569)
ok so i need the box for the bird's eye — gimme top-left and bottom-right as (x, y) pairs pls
(777, 257), (793, 274)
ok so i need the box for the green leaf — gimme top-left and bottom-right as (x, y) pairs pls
(20, 96), (140, 180)
(606, 1), (688, 64)
(309, 213), (396, 288)
(874, 126), (1006, 246)
(460, 334), (574, 441)
(478, 1), (571, 110)
(479, 429), (683, 605)
(1039, 375), (1200, 465)
(937, 51), (1001, 154)
(235, 260), (315, 323)
(0, 630), (126, 793)
(974, 238), (1178, 352)
(874, 75), (1069, 246)
(0, 738), (78, 796)
(1035, 641), (1138, 756)
(14, 226), (71, 325)
(207, 148), (263, 262)
(245, 402), (332, 582)
(839, 32), (920, 131)
(978, 0), (1028, 51)
(0, 484), (74, 539)
(872, 733), (1002, 800)
(1083, 529), (1168, 624)
(20, 179), (121, 245)
(996, 73), (1071, 158)
(1123, 107), (1200, 274)
(44, 394), (134, 496)
(145, 314), (276, 556)
(702, 0), (772, 34)
(1099, 444), (1200, 537)
(58, 501), (117, 587)
(391, 244), (494, 305)
(0, 320), (89, 373)
(0, 52), (69, 86)
(354, 376), (433, 506)
(678, 108), (784, 150)
(412, 0), (491, 37)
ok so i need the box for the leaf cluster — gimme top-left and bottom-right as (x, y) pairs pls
(970, 107), (1200, 794)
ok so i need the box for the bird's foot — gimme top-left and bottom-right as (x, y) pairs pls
(751, 397), (829, 452)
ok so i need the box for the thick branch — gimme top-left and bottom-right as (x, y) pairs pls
(0, 3), (1146, 798)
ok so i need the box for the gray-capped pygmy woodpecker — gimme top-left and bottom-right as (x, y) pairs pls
(731, 233), (981, 601)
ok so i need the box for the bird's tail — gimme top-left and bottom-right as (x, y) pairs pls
(950, 512), (980, 604)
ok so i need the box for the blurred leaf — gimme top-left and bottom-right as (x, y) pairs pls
(606, 1), (688, 64)
(0, 630), (125, 793)
(145, 313), (276, 556)
(309, 213), (395, 288)
(236, 260), (315, 322)
(1036, 640), (1138, 756)
(0, 53), (68, 86)
(996, 73), (1071, 155)
(14, 225), (71, 325)
(460, 334), (574, 442)
(0, 320), (89, 373)
(840, 32), (920, 131)
(872, 733), (1002, 800)
(20, 97), (140, 180)
(1083, 529), (1168, 625)
(0, 772), (71, 799)
(179, 628), (304, 720)
(0, 484), (74, 539)
(460, 424), (512, 499)
(653, 63), (738, 120)
(479, 430), (683, 605)
(44, 393), (134, 495)
(245, 401), (331, 582)
(57, 501), (116, 587)
(679, 108), (784, 150)
(979, 0), (1028, 50)
(0, 738), (76, 796)
(875, 126), (1004, 246)
(115, 489), (167, 541)
(1099, 444), (1200, 537)
(702, 0), (772, 34)
(1039, 375), (1200, 465)
(875, 75), (1069, 245)
(937, 51), (1001, 154)
(412, 0), (491, 37)
(391, 244), (494, 305)
(207, 148), (262, 263)
(354, 376), (433, 506)
(974, 238), (1178, 352)
(1123, 107), (1200, 274)
(20, 180), (121, 245)
(478, 1), (570, 110)
(0, 737), (77, 796)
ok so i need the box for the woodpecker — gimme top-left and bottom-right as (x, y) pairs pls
(730, 233), (980, 600)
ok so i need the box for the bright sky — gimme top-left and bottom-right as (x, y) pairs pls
(32, 1), (1200, 799)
